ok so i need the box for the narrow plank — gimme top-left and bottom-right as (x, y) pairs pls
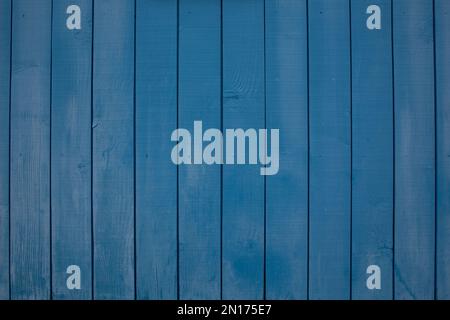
(222, 0), (265, 299)
(0, 0), (11, 300)
(135, 0), (178, 300)
(308, 0), (351, 300)
(51, 0), (92, 299)
(351, 0), (393, 299)
(93, 0), (134, 299)
(436, 0), (450, 300)
(178, 0), (221, 299)
(265, 0), (308, 300)
(393, 0), (435, 300)
(10, 0), (52, 300)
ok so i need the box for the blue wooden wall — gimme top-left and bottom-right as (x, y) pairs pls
(0, 0), (449, 300)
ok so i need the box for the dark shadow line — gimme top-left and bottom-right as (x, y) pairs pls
(8, 0), (13, 301)
(263, 0), (267, 301)
(391, 0), (396, 300)
(133, 0), (137, 301)
(349, 0), (353, 301)
(49, 0), (54, 300)
(176, 0), (180, 301)
(220, 0), (224, 301)
(90, 0), (95, 301)
(433, 0), (438, 301)
(306, 0), (310, 301)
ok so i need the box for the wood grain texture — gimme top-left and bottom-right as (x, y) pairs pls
(10, 0), (52, 300)
(92, 0), (134, 299)
(436, 0), (450, 300)
(393, 0), (435, 300)
(308, 0), (351, 300)
(265, 0), (308, 300)
(135, 0), (178, 300)
(222, 0), (265, 300)
(51, 0), (92, 300)
(351, 0), (393, 299)
(1, 0), (448, 300)
(178, 0), (221, 299)
(0, 0), (11, 300)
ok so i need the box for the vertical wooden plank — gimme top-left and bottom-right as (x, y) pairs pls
(436, 0), (450, 300)
(0, 0), (11, 300)
(135, 0), (177, 300)
(93, 0), (134, 299)
(178, 0), (221, 299)
(351, 0), (393, 299)
(222, 0), (265, 299)
(308, 0), (351, 300)
(51, 0), (92, 299)
(393, 0), (435, 300)
(265, 0), (308, 300)
(10, 0), (52, 300)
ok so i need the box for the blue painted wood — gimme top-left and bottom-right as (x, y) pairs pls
(351, 0), (393, 300)
(92, 0), (134, 299)
(136, 0), (178, 300)
(265, 0), (308, 300)
(222, 0), (265, 299)
(2, 0), (450, 301)
(10, 0), (52, 300)
(51, 0), (92, 300)
(308, 0), (351, 300)
(178, 0), (221, 300)
(436, 0), (450, 300)
(393, 0), (435, 300)
(0, 0), (11, 301)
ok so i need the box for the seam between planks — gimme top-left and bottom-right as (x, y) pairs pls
(133, 0), (137, 301)
(391, 0), (396, 300)
(306, 0), (310, 301)
(49, 0), (54, 300)
(90, 0), (95, 301)
(433, 0), (438, 301)
(8, 0), (13, 301)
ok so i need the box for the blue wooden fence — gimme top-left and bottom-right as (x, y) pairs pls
(0, 0), (449, 300)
